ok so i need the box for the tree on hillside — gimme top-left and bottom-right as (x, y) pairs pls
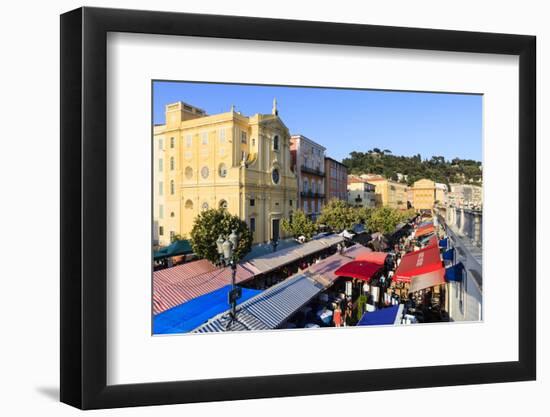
(281, 209), (317, 241)
(317, 199), (358, 232)
(190, 208), (252, 263)
(342, 150), (482, 186)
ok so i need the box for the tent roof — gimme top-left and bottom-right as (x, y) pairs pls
(394, 244), (443, 283)
(334, 260), (383, 281)
(357, 304), (404, 326)
(191, 244), (372, 333)
(242, 234), (344, 274)
(306, 244), (372, 286)
(193, 273), (325, 332)
(241, 238), (300, 262)
(154, 239), (193, 260)
(354, 251), (388, 265)
(153, 285), (262, 334)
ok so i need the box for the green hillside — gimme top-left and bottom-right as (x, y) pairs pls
(342, 149), (482, 187)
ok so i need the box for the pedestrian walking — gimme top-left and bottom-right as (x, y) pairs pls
(333, 306), (342, 327)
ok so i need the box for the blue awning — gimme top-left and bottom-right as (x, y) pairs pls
(153, 285), (262, 334)
(442, 248), (455, 261)
(352, 223), (366, 234)
(439, 238), (448, 249)
(445, 262), (465, 282)
(357, 304), (404, 326)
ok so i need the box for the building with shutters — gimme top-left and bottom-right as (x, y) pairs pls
(325, 157), (348, 203)
(289, 135), (326, 219)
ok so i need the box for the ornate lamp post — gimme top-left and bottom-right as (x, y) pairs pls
(216, 229), (242, 326)
(271, 236), (279, 253)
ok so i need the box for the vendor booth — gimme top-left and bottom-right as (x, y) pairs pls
(357, 304), (404, 326)
(334, 261), (383, 282)
(354, 251), (388, 265)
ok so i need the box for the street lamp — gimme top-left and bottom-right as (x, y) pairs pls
(216, 229), (242, 327)
(271, 236), (279, 252)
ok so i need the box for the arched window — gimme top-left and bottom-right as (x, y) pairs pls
(219, 200), (228, 210)
(170, 156), (175, 170)
(185, 199), (193, 209)
(273, 135), (279, 151)
(201, 202), (209, 211)
(170, 180), (175, 195)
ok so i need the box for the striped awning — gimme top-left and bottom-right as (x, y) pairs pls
(193, 273), (326, 333)
(153, 261), (260, 315)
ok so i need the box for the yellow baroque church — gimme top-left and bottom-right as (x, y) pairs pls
(153, 100), (298, 246)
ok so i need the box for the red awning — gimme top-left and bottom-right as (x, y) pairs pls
(416, 225), (435, 238)
(409, 269), (446, 293)
(354, 251), (388, 265)
(334, 261), (383, 282)
(426, 234), (438, 247)
(393, 245), (443, 283)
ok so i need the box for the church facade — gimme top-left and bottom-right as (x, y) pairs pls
(153, 100), (298, 246)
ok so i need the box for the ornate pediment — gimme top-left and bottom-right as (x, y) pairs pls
(259, 115), (289, 135)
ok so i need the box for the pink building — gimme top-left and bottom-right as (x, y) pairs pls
(325, 157), (348, 202)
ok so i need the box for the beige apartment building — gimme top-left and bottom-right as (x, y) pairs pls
(411, 178), (436, 211)
(347, 176), (376, 208)
(360, 174), (408, 209)
(153, 100), (297, 246)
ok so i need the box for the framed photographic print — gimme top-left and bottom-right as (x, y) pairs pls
(60, 6), (536, 410)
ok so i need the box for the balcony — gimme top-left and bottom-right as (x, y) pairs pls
(300, 191), (326, 199)
(300, 165), (325, 177)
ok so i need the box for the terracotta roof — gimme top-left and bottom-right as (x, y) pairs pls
(348, 177), (375, 184)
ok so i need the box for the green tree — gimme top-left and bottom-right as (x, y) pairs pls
(367, 206), (403, 234)
(281, 209), (317, 241)
(354, 206), (373, 225)
(170, 233), (184, 243)
(317, 199), (358, 232)
(190, 208), (252, 263)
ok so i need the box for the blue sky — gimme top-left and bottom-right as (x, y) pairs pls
(153, 81), (482, 162)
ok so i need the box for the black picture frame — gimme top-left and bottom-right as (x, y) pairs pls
(60, 6), (536, 410)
